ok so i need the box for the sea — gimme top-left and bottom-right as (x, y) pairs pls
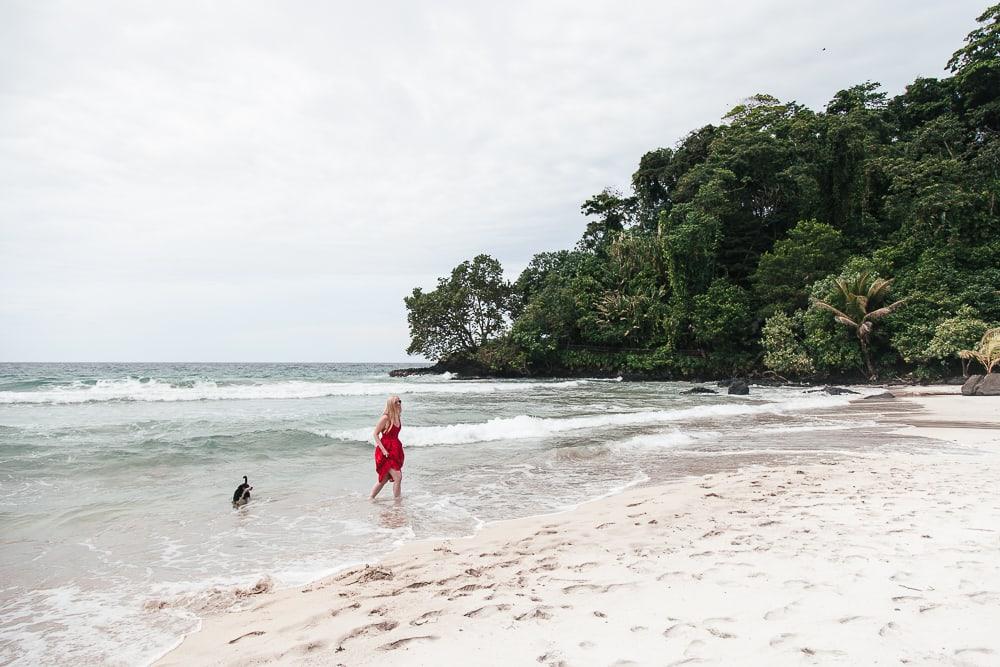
(0, 362), (921, 665)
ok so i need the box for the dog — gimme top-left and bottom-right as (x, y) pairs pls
(232, 475), (252, 507)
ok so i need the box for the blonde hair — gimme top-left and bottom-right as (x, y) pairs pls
(382, 395), (401, 428)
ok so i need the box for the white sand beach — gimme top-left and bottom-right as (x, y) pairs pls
(157, 389), (1000, 666)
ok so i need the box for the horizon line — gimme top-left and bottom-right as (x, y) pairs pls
(0, 360), (431, 365)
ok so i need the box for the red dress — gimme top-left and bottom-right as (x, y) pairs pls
(375, 422), (404, 483)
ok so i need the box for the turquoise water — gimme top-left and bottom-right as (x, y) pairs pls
(0, 363), (893, 665)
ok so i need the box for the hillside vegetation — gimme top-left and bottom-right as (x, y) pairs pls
(406, 6), (1000, 382)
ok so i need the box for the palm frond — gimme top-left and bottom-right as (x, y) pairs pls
(863, 298), (908, 321)
(867, 277), (893, 303)
(812, 299), (858, 328)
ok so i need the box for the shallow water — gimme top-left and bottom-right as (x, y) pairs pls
(0, 363), (931, 665)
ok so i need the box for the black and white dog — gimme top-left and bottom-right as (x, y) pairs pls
(232, 475), (252, 507)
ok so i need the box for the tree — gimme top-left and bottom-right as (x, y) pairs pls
(924, 305), (991, 375)
(811, 271), (908, 380)
(660, 204), (721, 346)
(947, 3), (1000, 131)
(405, 255), (512, 360)
(762, 311), (815, 377)
(691, 279), (753, 354)
(511, 250), (574, 318)
(752, 219), (846, 316)
(577, 189), (636, 253)
(586, 231), (668, 346)
(960, 327), (1000, 374)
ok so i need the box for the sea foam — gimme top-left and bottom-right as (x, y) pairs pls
(0, 377), (586, 404)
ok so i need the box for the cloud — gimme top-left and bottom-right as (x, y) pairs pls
(0, 0), (983, 360)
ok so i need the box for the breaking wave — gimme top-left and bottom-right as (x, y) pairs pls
(320, 393), (862, 447)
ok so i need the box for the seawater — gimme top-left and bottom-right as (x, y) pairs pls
(0, 363), (900, 665)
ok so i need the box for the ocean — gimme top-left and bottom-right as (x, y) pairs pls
(0, 363), (908, 664)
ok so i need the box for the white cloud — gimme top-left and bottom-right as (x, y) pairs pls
(0, 0), (983, 360)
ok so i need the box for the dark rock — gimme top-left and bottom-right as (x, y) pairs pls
(388, 367), (439, 377)
(683, 386), (718, 395)
(389, 354), (499, 379)
(822, 386), (859, 395)
(727, 380), (750, 395)
(980, 373), (1000, 395)
(962, 375), (983, 396)
(964, 373), (1000, 396)
(863, 391), (895, 400)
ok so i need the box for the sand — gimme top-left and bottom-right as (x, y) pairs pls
(156, 389), (1000, 666)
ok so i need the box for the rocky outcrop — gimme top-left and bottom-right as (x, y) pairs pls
(727, 380), (749, 395)
(389, 354), (514, 379)
(683, 386), (718, 395)
(389, 366), (440, 377)
(962, 374), (1000, 396)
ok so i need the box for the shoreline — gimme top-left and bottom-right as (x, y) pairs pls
(156, 389), (1000, 666)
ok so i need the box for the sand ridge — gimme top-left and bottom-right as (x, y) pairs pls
(156, 393), (1000, 666)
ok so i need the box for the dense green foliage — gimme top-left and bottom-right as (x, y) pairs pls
(405, 254), (513, 360)
(406, 6), (1000, 381)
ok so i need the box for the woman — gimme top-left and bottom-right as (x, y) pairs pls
(370, 395), (404, 499)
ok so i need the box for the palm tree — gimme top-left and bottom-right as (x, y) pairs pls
(811, 271), (907, 381)
(960, 328), (1000, 374)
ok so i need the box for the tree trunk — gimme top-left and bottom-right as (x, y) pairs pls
(858, 333), (876, 382)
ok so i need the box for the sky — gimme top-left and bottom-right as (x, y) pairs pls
(0, 0), (987, 362)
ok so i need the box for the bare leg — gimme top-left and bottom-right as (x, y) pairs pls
(370, 478), (388, 499)
(389, 469), (402, 499)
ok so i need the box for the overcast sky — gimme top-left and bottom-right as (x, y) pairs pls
(0, 1), (985, 362)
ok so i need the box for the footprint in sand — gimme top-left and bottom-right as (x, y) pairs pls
(764, 600), (800, 621)
(330, 602), (361, 617)
(666, 657), (700, 666)
(536, 651), (570, 666)
(685, 638), (706, 653)
(663, 622), (697, 639)
(296, 640), (325, 654)
(530, 562), (558, 573)
(769, 633), (796, 647)
(836, 615), (867, 624)
(955, 648), (995, 657)
(338, 620), (398, 644)
(706, 626), (737, 639)
(449, 583), (489, 599)
(410, 610), (442, 626)
(890, 595), (922, 604)
(464, 604), (511, 618)
(878, 621), (898, 637)
(965, 590), (1000, 604)
(799, 647), (846, 658)
(514, 606), (553, 621)
(378, 635), (438, 651)
(562, 583), (602, 594)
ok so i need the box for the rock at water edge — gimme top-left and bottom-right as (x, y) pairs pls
(728, 380), (750, 395)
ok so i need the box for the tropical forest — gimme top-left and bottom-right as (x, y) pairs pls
(405, 5), (1000, 383)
